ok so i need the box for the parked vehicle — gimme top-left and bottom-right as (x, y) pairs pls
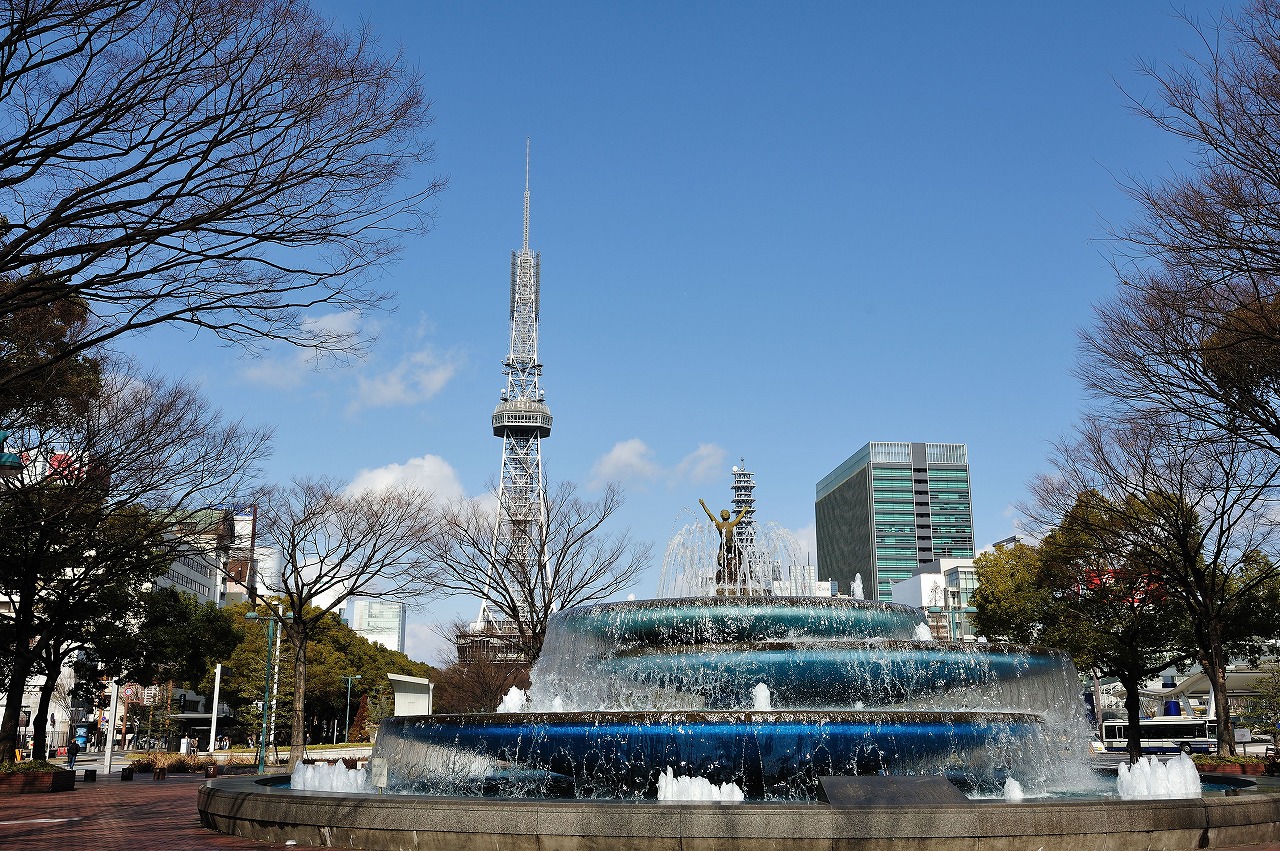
(1100, 716), (1218, 754)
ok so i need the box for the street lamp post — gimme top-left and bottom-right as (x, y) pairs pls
(343, 675), (362, 744)
(245, 608), (291, 773)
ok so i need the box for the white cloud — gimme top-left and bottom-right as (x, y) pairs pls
(403, 621), (452, 666)
(790, 521), (817, 562)
(347, 454), (466, 501)
(302, 310), (363, 337)
(351, 346), (462, 411)
(240, 356), (308, 389)
(589, 439), (732, 490)
(240, 311), (370, 389)
(589, 439), (662, 488)
(236, 313), (464, 414)
(471, 491), (500, 516)
(674, 443), (727, 485)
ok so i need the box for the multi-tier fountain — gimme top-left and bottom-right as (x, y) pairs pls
(372, 594), (1096, 800)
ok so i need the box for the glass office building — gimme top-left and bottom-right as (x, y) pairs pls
(815, 442), (974, 601)
(346, 598), (408, 653)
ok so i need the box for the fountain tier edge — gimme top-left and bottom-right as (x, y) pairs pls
(375, 709), (1050, 799)
(371, 597), (1100, 800)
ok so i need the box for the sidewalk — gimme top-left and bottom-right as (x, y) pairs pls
(0, 771), (291, 850)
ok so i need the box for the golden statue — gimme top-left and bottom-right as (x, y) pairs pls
(699, 499), (748, 592)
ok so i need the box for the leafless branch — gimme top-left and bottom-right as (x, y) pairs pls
(0, 0), (445, 387)
(423, 480), (651, 660)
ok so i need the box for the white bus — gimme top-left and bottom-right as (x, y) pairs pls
(1099, 716), (1218, 754)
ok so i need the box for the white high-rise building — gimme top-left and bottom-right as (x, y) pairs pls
(346, 599), (407, 653)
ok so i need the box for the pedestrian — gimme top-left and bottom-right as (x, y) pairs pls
(66, 738), (80, 770)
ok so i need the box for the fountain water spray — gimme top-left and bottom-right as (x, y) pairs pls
(1116, 754), (1201, 800)
(657, 767), (745, 802)
(658, 518), (812, 598)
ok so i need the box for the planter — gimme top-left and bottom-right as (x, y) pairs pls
(0, 770), (75, 794)
(1197, 762), (1266, 775)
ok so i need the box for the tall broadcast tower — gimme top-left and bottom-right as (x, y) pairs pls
(477, 141), (553, 642)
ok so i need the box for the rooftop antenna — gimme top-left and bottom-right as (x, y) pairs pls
(523, 137), (530, 252)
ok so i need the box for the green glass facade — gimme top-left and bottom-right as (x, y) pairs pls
(815, 442), (974, 601)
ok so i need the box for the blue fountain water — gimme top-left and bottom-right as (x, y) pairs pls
(373, 597), (1101, 800)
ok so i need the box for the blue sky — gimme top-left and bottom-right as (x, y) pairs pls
(123, 1), (1239, 662)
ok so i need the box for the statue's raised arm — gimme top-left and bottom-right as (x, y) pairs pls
(699, 499), (718, 525)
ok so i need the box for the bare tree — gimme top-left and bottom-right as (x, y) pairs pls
(428, 619), (529, 714)
(253, 478), (435, 767)
(1025, 412), (1280, 754)
(1084, 1), (1280, 452)
(0, 0), (444, 388)
(0, 363), (270, 764)
(426, 481), (651, 662)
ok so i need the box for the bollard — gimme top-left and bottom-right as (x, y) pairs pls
(120, 767), (134, 781)
(82, 769), (97, 782)
(204, 765), (218, 778)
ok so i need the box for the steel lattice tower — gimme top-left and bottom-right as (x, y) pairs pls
(730, 460), (757, 557)
(482, 141), (553, 627)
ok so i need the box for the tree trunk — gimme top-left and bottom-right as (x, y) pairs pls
(30, 669), (59, 760)
(289, 630), (307, 770)
(1201, 645), (1237, 756)
(1121, 673), (1144, 764)
(0, 646), (40, 764)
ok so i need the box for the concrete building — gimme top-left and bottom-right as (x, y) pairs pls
(890, 558), (978, 640)
(816, 442), (974, 601)
(346, 598), (407, 654)
(156, 546), (220, 605)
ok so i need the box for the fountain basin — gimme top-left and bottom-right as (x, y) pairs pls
(375, 709), (1051, 799)
(197, 774), (1280, 850)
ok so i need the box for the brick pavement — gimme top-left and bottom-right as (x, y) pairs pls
(0, 771), (290, 850)
(6, 768), (1280, 851)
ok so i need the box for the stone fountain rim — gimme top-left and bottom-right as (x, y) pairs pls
(197, 774), (1280, 850)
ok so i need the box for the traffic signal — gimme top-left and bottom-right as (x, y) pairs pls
(93, 679), (111, 710)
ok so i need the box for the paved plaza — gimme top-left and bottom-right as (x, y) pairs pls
(0, 769), (290, 850)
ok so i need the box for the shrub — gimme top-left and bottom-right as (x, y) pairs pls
(1192, 753), (1266, 766)
(0, 760), (67, 775)
(129, 751), (210, 772)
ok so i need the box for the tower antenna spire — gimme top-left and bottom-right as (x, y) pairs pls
(523, 137), (530, 252)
